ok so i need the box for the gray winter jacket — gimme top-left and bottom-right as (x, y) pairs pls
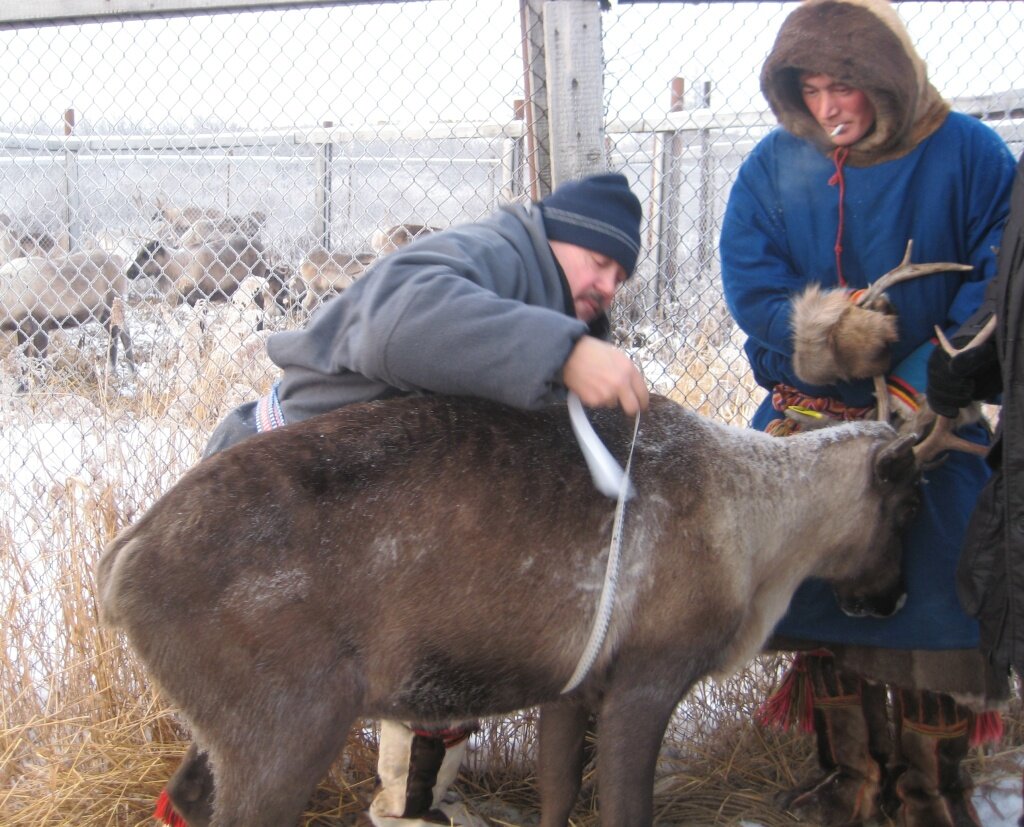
(203, 202), (591, 455)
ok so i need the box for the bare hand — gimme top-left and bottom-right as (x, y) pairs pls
(562, 336), (650, 416)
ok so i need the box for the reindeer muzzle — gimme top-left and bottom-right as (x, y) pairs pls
(836, 582), (907, 619)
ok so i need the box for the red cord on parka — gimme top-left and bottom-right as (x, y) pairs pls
(828, 146), (850, 286)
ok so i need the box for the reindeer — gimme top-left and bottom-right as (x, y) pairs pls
(97, 393), (925, 827)
(369, 222), (439, 255)
(292, 249), (375, 313)
(138, 194), (266, 245)
(126, 232), (268, 306)
(293, 224), (439, 314)
(0, 250), (133, 377)
(0, 214), (56, 263)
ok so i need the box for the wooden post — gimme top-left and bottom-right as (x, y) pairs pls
(670, 77), (685, 112)
(543, 0), (605, 187)
(519, 0), (551, 199)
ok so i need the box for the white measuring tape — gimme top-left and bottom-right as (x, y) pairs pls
(561, 392), (640, 694)
(567, 391), (635, 500)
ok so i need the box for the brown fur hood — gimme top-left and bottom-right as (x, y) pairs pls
(760, 0), (950, 166)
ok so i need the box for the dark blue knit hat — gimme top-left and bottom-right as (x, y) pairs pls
(540, 173), (643, 277)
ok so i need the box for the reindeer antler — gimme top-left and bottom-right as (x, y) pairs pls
(867, 241), (975, 424)
(911, 317), (998, 462)
(873, 376), (891, 424)
(856, 240), (973, 309)
(933, 314), (997, 358)
(912, 414), (988, 463)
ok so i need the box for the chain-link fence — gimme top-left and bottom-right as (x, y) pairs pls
(2, 3), (1021, 452)
(2, 2), (1023, 444)
(2, 1), (1023, 818)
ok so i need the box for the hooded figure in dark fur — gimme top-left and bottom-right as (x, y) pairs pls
(928, 149), (1024, 748)
(720, 0), (1016, 824)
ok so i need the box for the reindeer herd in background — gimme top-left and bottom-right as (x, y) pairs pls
(0, 201), (439, 386)
(0, 200), (993, 466)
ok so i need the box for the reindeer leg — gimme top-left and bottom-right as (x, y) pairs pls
(163, 741), (215, 827)
(538, 700), (590, 827)
(205, 701), (356, 827)
(106, 297), (134, 374)
(595, 676), (690, 827)
(12, 327), (31, 393)
(120, 325), (136, 374)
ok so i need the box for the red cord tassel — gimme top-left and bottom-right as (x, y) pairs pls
(756, 654), (816, 733)
(153, 787), (189, 827)
(970, 710), (1004, 747)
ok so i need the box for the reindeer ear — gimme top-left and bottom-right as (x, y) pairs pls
(874, 434), (918, 485)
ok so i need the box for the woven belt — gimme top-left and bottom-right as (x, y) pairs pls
(255, 381), (286, 432)
(767, 383), (874, 436)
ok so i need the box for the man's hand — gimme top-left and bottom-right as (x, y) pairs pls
(562, 336), (650, 416)
(926, 331), (1001, 418)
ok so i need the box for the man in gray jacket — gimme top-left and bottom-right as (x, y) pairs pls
(203, 172), (648, 461)
(160, 173), (648, 827)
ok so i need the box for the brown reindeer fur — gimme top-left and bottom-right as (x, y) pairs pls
(97, 394), (920, 827)
(792, 284), (899, 385)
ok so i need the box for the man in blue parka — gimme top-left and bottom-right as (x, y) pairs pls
(720, 1), (1015, 824)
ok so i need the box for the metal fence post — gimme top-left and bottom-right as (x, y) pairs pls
(502, 100), (527, 203)
(314, 119), (334, 251)
(61, 108), (80, 252)
(650, 78), (685, 320)
(697, 81), (714, 286)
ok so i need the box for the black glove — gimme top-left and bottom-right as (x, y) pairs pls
(926, 332), (1001, 418)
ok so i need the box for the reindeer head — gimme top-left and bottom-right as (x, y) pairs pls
(827, 432), (920, 618)
(126, 239), (168, 280)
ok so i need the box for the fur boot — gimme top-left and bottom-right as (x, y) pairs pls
(369, 720), (487, 827)
(791, 284), (898, 385)
(777, 654), (891, 826)
(892, 689), (981, 827)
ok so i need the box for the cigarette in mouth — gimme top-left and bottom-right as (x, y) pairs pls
(830, 124), (845, 137)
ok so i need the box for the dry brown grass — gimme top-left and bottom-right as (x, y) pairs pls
(2, 299), (1021, 826)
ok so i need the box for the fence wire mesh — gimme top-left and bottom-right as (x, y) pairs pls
(1, 3), (1022, 455)
(2, 2), (1023, 822)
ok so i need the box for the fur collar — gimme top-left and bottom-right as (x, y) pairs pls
(760, 0), (949, 166)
